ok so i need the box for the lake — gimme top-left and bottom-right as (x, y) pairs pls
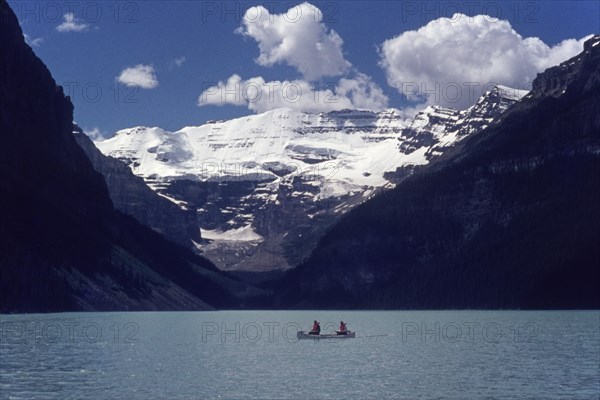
(1, 311), (598, 399)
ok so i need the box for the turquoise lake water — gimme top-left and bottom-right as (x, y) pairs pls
(1, 310), (598, 399)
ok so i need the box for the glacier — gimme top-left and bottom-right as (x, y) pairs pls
(95, 85), (528, 272)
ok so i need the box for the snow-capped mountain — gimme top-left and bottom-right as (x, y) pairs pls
(95, 85), (527, 272)
(401, 85), (529, 159)
(73, 126), (201, 247)
(97, 108), (412, 192)
(275, 35), (600, 309)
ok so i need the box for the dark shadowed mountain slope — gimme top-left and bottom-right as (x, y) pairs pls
(74, 127), (201, 248)
(0, 1), (255, 312)
(273, 35), (600, 310)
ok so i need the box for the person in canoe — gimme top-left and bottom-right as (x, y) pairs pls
(337, 321), (348, 335)
(309, 320), (321, 335)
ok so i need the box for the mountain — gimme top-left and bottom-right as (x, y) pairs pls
(74, 127), (201, 248)
(399, 85), (529, 160)
(0, 1), (256, 312)
(271, 35), (600, 309)
(96, 87), (526, 273)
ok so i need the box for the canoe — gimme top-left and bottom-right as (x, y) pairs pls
(296, 330), (356, 339)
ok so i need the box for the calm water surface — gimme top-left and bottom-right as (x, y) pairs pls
(1, 311), (598, 399)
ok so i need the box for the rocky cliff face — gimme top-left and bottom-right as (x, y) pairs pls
(271, 35), (600, 309)
(96, 87), (526, 272)
(400, 85), (529, 159)
(0, 1), (254, 312)
(74, 127), (201, 248)
(531, 37), (600, 99)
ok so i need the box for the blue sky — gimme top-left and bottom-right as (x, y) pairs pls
(11, 0), (599, 137)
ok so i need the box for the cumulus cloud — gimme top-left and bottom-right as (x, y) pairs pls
(117, 65), (159, 89)
(198, 73), (388, 114)
(237, 2), (350, 81)
(24, 33), (44, 47)
(379, 14), (592, 108)
(56, 13), (89, 33)
(337, 73), (389, 111)
(199, 2), (389, 114)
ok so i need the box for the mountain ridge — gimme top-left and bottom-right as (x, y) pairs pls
(268, 35), (600, 309)
(95, 86), (527, 272)
(74, 126), (201, 248)
(0, 1), (255, 312)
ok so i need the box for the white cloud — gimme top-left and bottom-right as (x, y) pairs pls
(56, 13), (89, 33)
(117, 65), (159, 89)
(24, 33), (44, 47)
(337, 73), (389, 111)
(379, 14), (592, 108)
(171, 56), (186, 68)
(198, 73), (388, 114)
(237, 2), (350, 81)
(200, 2), (391, 114)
